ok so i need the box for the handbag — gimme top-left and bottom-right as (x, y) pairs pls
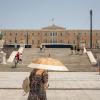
(22, 77), (30, 94)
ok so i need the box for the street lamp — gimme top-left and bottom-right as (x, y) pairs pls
(90, 9), (93, 49)
(14, 36), (17, 48)
(77, 33), (81, 47)
(24, 32), (29, 47)
(26, 32), (28, 45)
(0, 30), (3, 40)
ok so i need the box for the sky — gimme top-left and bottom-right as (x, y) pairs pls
(0, 0), (100, 29)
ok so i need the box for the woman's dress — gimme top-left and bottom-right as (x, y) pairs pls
(27, 70), (48, 100)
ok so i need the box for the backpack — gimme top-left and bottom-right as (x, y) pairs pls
(22, 77), (30, 94)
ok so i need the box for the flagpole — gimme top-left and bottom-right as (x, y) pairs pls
(51, 18), (54, 25)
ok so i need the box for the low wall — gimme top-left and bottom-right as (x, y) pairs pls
(87, 51), (97, 65)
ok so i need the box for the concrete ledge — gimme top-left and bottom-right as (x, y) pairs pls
(7, 47), (24, 63)
(7, 51), (17, 63)
(87, 51), (97, 65)
(18, 47), (24, 53)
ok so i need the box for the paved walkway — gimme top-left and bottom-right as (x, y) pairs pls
(22, 48), (90, 65)
(0, 72), (100, 100)
(1, 48), (98, 72)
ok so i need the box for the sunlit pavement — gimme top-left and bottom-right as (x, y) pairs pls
(0, 72), (100, 100)
(0, 48), (99, 99)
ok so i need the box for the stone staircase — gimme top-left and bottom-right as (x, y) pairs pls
(22, 48), (48, 64)
(0, 48), (98, 72)
(20, 48), (97, 72)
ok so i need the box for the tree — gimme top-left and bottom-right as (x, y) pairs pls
(0, 32), (3, 40)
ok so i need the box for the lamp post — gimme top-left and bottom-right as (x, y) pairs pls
(0, 30), (3, 52)
(26, 32), (28, 45)
(77, 33), (81, 47)
(0, 31), (3, 40)
(90, 9), (93, 49)
(15, 36), (17, 48)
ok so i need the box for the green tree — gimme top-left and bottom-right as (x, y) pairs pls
(0, 32), (3, 40)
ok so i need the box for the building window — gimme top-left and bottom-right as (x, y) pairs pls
(50, 38), (57, 43)
(52, 32), (54, 36)
(50, 32), (57, 36)
(16, 33), (17, 35)
(50, 33), (52, 36)
(53, 32), (57, 36)
(15, 37), (17, 43)
(60, 33), (62, 36)
(55, 32), (57, 36)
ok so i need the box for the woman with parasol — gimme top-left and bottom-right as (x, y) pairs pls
(27, 57), (68, 100)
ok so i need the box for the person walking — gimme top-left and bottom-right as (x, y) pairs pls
(27, 57), (68, 100)
(15, 52), (20, 62)
(75, 45), (77, 54)
(27, 69), (48, 100)
(19, 53), (23, 64)
(70, 45), (73, 54)
(40, 45), (43, 52)
(14, 52), (20, 68)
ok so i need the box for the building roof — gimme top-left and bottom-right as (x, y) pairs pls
(42, 24), (66, 30)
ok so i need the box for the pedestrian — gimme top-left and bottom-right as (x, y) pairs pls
(74, 45), (77, 54)
(48, 53), (51, 57)
(14, 52), (20, 68)
(43, 45), (45, 52)
(27, 57), (68, 100)
(19, 53), (23, 64)
(76, 46), (80, 54)
(27, 69), (48, 100)
(70, 45), (73, 54)
(80, 46), (84, 55)
(40, 45), (42, 52)
(97, 55), (100, 75)
(15, 52), (20, 63)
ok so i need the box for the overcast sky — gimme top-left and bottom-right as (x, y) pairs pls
(0, 0), (100, 29)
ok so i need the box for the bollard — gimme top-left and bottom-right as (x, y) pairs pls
(0, 51), (6, 64)
(98, 61), (100, 75)
(97, 55), (100, 75)
(2, 52), (6, 64)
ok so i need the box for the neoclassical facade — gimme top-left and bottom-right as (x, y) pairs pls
(1, 24), (100, 48)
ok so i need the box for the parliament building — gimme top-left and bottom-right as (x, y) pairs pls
(1, 24), (100, 48)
